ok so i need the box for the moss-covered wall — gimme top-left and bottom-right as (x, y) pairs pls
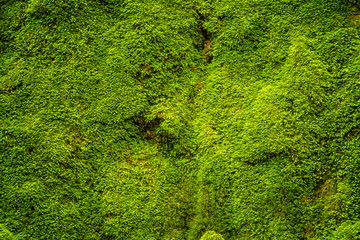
(1, 0), (360, 239)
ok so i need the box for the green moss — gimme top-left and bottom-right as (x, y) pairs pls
(1, 0), (360, 239)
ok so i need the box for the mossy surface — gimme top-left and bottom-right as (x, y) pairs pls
(1, 0), (360, 239)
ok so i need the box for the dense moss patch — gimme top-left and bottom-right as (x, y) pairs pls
(1, 0), (360, 239)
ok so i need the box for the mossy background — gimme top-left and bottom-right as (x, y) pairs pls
(1, 0), (360, 239)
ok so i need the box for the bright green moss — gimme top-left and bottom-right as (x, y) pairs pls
(1, 0), (360, 239)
